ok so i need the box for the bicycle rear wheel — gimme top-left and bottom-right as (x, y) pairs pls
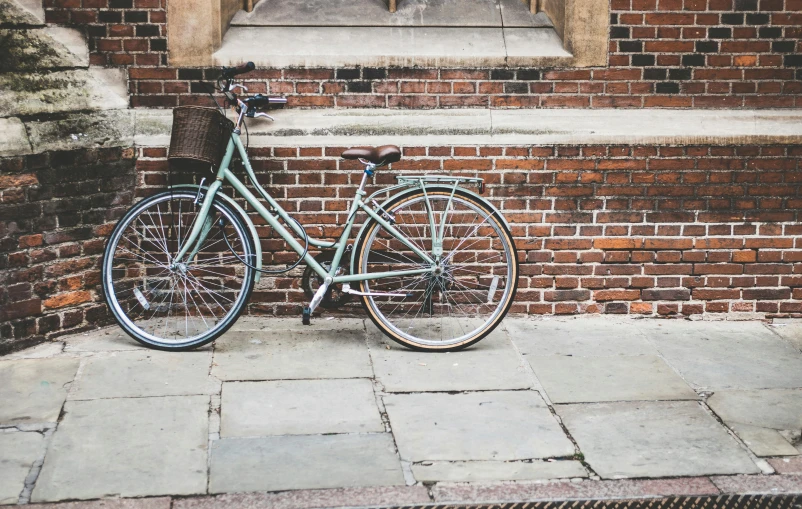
(354, 188), (518, 351)
(102, 190), (255, 350)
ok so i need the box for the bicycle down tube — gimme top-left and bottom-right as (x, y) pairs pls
(171, 132), (435, 285)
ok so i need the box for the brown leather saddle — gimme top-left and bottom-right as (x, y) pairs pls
(341, 145), (401, 166)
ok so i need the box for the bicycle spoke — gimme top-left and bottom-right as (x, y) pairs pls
(104, 192), (253, 348)
(359, 191), (515, 349)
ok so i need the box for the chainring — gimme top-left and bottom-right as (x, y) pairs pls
(301, 251), (352, 309)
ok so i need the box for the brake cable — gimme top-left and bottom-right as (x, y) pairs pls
(199, 75), (311, 274)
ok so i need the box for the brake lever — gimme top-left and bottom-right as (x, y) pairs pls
(253, 112), (275, 121)
(229, 84), (248, 93)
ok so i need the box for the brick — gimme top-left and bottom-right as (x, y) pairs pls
(0, 174), (39, 188)
(0, 298), (41, 321)
(742, 288), (791, 300)
(544, 289), (591, 301)
(630, 302), (653, 314)
(641, 288), (691, 301)
(594, 238), (643, 250)
(594, 289), (641, 301)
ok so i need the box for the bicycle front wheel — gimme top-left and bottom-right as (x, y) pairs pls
(102, 190), (256, 350)
(355, 188), (518, 351)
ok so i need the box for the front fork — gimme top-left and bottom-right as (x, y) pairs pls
(171, 180), (223, 268)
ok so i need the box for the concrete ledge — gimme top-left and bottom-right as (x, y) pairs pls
(213, 26), (571, 68)
(6, 108), (800, 159)
(133, 108), (802, 148)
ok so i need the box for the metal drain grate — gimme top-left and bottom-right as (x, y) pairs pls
(395, 495), (802, 509)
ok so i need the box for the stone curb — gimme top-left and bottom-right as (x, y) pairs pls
(17, 474), (802, 509)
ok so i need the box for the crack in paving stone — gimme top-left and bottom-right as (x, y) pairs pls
(504, 327), (595, 478)
(17, 423), (56, 504)
(207, 393), (220, 495)
(213, 376), (377, 382)
(555, 397), (710, 406)
(697, 400), (774, 475)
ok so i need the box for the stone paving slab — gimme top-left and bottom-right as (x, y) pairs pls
(209, 433), (404, 493)
(212, 329), (372, 381)
(0, 358), (79, 424)
(431, 477), (722, 503)
(229, 317), (365, 332)
(505, 318), (657, 357)
(412, 460), (587, 483)
(767, 320), (802, 352)
(32, 396), (208, 502)
(221, 379), (383, 437)
(707, 389), (802, 456)
(172, 486), (431, 509)
(384, 391), (574, 461)
(63, 328), (146, 352)
(3, 341), (64, 360)
(557, 401), (760, 479)
(730, 424), (799, 457)
(639, 321), (802, 390)
(0, 430), (44, 504)
(69, 351), (216, 400)
(367, 323), (532, 392)
(708, 390), (802, 430)
(527, 355), (697, 403)
(711, 475), (802, 494)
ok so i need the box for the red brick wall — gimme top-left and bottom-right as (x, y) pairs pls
(44, 0), (801, 108)
(3, 142), (802, 352)
(0, 148), (136, 354)
(137, 143), (802, 318)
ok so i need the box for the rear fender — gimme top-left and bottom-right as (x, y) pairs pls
(350, 184), (509, 275)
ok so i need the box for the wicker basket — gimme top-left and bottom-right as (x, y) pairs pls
(168, 106), (234, 172)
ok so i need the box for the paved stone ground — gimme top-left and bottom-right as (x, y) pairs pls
(1, 316), (801, 508)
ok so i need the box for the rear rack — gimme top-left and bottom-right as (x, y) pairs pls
(396, 175), (483, 185)
(396, 175), (485, 193)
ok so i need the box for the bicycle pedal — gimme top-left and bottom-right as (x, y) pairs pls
(302, 306), (311, 325)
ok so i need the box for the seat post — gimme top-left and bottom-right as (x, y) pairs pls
(357, 159), (376, 193)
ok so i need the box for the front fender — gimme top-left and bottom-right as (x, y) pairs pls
(169, 184), (263, 282)
(350, 184), (509, 275)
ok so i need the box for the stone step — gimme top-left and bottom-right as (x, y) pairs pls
(0, 67), (128, 117)
(0, 0), (45, 27)
(0, 27), (89, 73)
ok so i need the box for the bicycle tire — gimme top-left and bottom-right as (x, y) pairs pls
(354, 187), (518, 351)
(101, 190), (256, 351)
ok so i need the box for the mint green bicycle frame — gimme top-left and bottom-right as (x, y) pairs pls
(171, 132), (437, 286)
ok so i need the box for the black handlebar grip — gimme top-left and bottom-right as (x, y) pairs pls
(222, 61), (255, 78)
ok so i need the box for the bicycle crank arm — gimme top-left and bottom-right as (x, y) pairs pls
(342, 283), (413, 298)
(308, 280), (330, 313)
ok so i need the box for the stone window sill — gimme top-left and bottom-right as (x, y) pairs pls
(168, 0), (607, 68)
(212, 26), (571, 69)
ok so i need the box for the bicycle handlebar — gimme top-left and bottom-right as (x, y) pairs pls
(221, 61), (255, 79)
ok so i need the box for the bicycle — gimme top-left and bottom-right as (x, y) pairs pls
(101, 62), (518, 352)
